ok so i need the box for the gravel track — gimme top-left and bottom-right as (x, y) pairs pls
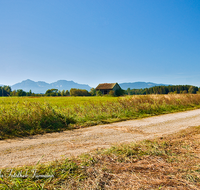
(1, 109), (200, 168)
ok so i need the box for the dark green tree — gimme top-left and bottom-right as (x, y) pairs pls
(45, 89), (58, 96)
(96, 90), (102, 96)
(0, 86), (12, 96)
(65, 90), (70, 96)
(16, 89), (26, 96)
(115, 89), (125, 96)
(89, 88), (96, 96)
(70, 88), (90, 96)
(61, 90), (65, 96)
(188, 86), (198, 94)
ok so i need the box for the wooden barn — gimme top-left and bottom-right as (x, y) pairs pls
(95, 83), (121, 95)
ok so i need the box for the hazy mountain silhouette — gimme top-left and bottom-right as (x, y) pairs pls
(2, 80), (170, 93)
(119, 82), (168, 90)
(11, 79), (92, 93)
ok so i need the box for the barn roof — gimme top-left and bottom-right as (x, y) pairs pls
(96, 83), (118, 90)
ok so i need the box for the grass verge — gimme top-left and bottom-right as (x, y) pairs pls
(1, 94), (200, 139)
(1, 126), (200, 189)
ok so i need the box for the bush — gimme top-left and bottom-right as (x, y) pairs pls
(70, 88), (90, 96)
(45, 89), (59, 96)
(108, 90), (115, 97)
(115, 89), (125, 96)
(96, 90), (103, 96)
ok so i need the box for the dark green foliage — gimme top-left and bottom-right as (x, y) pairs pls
(26, 90), (33, 96)
(45, 89), (59, 96)
(124, 85), (200, 95)
(10, 89), (27, 96)
(61, 89), (65, 96)
(65, 90), (70, 96)
(96, 90), (102, 96)
(70, 88), (90, 96)
(17, 89), (26, 96)
(89, 88), (96, 96)
(57, 90), (61, 96)
(146, 85), (199, 94)
(115, 89), (125, 96)
(108, 90), (115, 96)
(2, 86), (89, 97)
(0, 86), (11, 96)
(188, 86), (198, 94)
(124, 88), (146, 95)
(60, 90), (70, 96)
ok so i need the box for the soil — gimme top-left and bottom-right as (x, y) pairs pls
(1, 109), (200, 168)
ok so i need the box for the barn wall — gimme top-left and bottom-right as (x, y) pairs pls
(102, 89), (110, 95)
(113, 84), (121, 91)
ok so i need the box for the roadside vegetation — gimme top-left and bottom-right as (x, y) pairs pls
(0, 125), (200, 189)
(1, 94), (200, 139)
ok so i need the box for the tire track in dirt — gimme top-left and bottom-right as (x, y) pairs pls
(1, 109), (200, 168)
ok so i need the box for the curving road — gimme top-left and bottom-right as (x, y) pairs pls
(1, 109), (200, 168)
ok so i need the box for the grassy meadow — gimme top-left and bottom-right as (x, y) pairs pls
(1, 94), (200, 139)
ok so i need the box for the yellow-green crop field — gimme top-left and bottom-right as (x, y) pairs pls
(1, 94), (200, 139)
(0, 96), (117, 107)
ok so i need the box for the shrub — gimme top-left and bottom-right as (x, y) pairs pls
(96, 90), (102, 96)
(70, 88), (90, 96)
(115, 89), (125, 96)
(108, 90), (115, 97)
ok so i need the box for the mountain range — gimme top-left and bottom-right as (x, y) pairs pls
(11, 79), (92, 93)
(119, 82), (168, 90)
(2, 79), (168, 93)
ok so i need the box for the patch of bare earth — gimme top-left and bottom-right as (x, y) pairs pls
(1, 109), (200, 168)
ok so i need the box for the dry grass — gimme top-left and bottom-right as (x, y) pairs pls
(103, 125), (149, 134)
(1, 125), (200, 189)
(1, 94), (200, 139)
(66, 126), (200, 190)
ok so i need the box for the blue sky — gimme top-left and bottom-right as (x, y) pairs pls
(0, 0), (200, 87)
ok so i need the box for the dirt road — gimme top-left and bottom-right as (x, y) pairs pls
(1, 109), (200, 168)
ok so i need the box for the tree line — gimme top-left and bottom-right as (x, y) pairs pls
(0, 86), (43, 97)
(125, 85), (200, 95)
(0, 86), (96, 97)
(1, 85), (200, 97)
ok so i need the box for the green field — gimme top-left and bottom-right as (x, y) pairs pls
(1, 94), (200, 139)
(0, 96), (118, 108)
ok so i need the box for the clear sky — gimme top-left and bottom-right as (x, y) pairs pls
(0, 0), (200, 88)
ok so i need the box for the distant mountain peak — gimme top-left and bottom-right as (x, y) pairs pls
(2, 80), (170, 93)
(119, 82), (169, 90)
(22, 79), (34, 82)
(11, 79), (92, 93)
